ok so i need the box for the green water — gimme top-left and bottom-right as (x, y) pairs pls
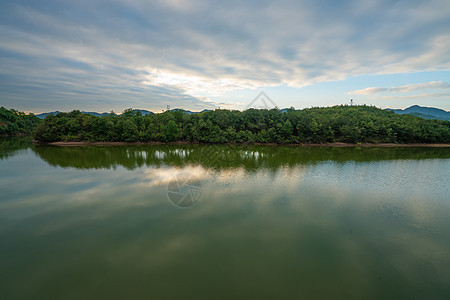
(1, 137), (450, 299)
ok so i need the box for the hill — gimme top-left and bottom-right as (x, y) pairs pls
(36, 111), (61, 119)
(133, 109), (153, 116)
(33, 105), (450, 144)
(35, 108), (214, 118)
(36, 111), (113, 118)
(386, 105), (450, 121)
(36, 109), (159, 118)
(0, 107), (41, 135)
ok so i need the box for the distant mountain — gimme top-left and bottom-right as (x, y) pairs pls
(134, 109), (153, 116)
(165, 108), (203, 114)
(167, 108), (185, 113)
(81, 111), (112, 117)
(182, 110), (195, 115)
(386, 105), (450, 121)
(36, 109), (209, 118)
(36, 111), (113, 119)
(36, 111), (61, 119)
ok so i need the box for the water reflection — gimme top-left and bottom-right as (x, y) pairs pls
(0, 138), (450, 299)
(31, 143), (450, 171)
(0, 135), (34, 159)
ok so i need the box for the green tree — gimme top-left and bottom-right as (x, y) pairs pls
(165, 120), (180, 142)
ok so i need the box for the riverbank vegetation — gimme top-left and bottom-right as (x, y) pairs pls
(33, 106), (450, 144)
(0, 107), (41, 135)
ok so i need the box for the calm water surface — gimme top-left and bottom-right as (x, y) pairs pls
(1, 137), (450, 299)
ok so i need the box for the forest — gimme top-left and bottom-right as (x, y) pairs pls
(32, 105), (450, 144)
(0, 107), (42, 135)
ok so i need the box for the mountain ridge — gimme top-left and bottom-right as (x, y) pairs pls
(36, 108), (210, 118)
(35, 105), (450, 121)
(386, 105), (449, 121)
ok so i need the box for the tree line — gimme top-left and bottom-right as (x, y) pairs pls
(33, 106), (450, 144)
(0, 107), (42, 135)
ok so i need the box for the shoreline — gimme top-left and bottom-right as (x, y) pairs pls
(38, 141), (450, 148)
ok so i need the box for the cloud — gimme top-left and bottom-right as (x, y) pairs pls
(1, 0), (449, 111)
(350, 81), (450, 95)
(370, 92), (450, 101)
(350, 87), (389, 95)
(348, 81), (450, 104)
(390, 81), (450, 93)
(140, 68), (268, 97)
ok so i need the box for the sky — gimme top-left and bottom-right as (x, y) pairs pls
(0, 0), (449, 113)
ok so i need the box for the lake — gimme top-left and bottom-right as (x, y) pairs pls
(1, 137), (449, 299)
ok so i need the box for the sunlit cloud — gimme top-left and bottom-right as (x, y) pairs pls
(141, 68), (266, 97)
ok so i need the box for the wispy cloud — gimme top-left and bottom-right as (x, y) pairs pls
(348, 80), (450, 105)
(349, 81), (450, 95)
(374, 92), (450, 101)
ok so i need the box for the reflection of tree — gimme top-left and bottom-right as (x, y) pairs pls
(0, 136), (34, 159)
(32, 144), (450, 171)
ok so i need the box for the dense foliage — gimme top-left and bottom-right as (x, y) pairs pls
(0, 107), (42, 135)
(34, 106), (450, 144)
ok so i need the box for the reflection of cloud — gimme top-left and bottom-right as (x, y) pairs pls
(2, 151), (450, 296)
(106, 234), (204, 267)
(142, 165), (212, 188)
